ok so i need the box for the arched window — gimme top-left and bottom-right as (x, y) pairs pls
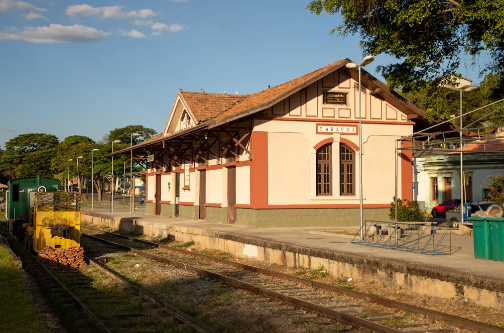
(340, 144), (355, 195)
(316, 143), (332, 195)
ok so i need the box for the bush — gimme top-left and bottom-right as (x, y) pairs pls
(389, 197), (423, 222)
(486, 175), (504, 207)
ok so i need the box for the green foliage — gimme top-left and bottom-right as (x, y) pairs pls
(389, 197), (423, 222)
(0, 133), (58, 179)
(307, 1), (504, 94)
(51, 141), (130, 200)
(173, 241), (195, 248)
(402, 72), (504, 125)
(486, 175), (504, 206)
(293, 266), (330, 280)
(107, 125), (157, 145)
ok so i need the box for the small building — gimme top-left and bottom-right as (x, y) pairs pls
(114, 59), (424, 227)
(414, 138), (504, 209)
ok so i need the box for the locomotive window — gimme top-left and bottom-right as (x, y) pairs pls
(12, 184), (20, 202)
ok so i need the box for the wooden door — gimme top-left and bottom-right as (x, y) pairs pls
(227, 167), (236, 224)
(199, 170), (206, 219)
(155, 174), (161, 215)
(444, 177), (452, 201)
(466, 176), (473, 203)
(175, 173), (180, 217)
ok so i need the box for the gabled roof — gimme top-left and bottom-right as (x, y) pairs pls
(112, 58), (426, 154)
(179, 91), (250, 122)
(210, 59), (352, 125)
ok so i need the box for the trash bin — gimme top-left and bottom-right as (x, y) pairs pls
(469, 217), (504, 262)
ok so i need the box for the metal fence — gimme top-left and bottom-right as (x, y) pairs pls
(351, 221), (458, 255)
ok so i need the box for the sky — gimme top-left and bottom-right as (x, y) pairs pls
(0, 0), (489, 148)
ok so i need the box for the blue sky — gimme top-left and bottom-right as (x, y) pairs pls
(0, 0), (488, 148)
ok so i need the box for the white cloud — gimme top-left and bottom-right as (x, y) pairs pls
(0, 127), (16, 132)
(0, 24), (110, 43)
(129, 19), (153, 26)
(66, 4), (157, 19)
(122, 29), (146, 39)
(0, 0), (48, 20)
(173, 0), (188, 2)
(25, 12), (47, 20)
(151, 22), (185, 36)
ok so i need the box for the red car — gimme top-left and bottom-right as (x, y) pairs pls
(431, 199), (461, 217)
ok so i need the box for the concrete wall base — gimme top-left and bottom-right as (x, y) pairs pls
(82, 212), (504, 310)
(179, 205), (198, 220)
(145, 202), (155, 215)
(235, 208), (391, 227)
(205, 207), (227, 223)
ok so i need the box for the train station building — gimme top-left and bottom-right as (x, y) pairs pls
(114, 59), (424, 227)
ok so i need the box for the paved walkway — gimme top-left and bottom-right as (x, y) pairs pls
(82, 209), (504, 282)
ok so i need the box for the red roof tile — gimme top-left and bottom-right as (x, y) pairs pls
(180, 91), (250, 122)
(211, 59), (352, 124)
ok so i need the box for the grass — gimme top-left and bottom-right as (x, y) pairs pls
(0, 243), (48, 333)
(368, 291), (383, 298)
(172, 241), (195, 248)
(293, 266), (330, 280)
(381, 319), (407, 326)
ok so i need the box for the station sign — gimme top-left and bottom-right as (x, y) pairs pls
(316, 123), (358, 135)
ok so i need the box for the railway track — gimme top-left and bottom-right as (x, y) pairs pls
(0, 224), (215, 333)
(82, 225), (504, 333)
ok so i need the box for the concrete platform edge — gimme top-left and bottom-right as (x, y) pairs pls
(82, 211), (504, 310)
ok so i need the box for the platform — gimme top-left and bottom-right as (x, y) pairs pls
(81, 209), (504, 310)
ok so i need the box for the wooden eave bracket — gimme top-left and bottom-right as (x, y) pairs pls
(233, 132), (253, 159)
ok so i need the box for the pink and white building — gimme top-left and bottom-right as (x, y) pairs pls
(114, 59), (424, 227)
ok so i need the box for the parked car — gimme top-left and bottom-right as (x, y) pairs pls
(431, 199), (461, 217)
(445, 201), (497, 225)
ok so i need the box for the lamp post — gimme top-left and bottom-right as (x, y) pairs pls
(130, 133), (141, 215)
(346, 56), (374, 239)
(91, 148), (99, 211)
(67, 159), (73, 192)
(76, 156), (83, 194)
(111, 140), (121, 214)
(445, 82), (478, 224)
(123, 161), (126, 204)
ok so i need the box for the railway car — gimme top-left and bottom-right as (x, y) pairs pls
(5, 176), (81, 252)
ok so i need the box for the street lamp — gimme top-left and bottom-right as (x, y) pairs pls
(130, 133), (140, 215)
(446, 82), (478, 225)
(346, 56), (375, 239)
(76, 156), (83, 194)
(67, 159), (73, 192)
(91, 148), (99, 211)
(111, 140), (121, 214)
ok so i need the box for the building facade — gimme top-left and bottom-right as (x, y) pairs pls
(414, 138), (504, 209)
(115, 59), (424, 227)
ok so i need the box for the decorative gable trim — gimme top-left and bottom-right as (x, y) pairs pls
(163, 92), (200, 136)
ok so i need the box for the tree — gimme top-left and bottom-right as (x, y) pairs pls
(108, 125), (157, 145)
(307, 0), (504, 93)
(0, 133), (58, 179)
(402, 72), (504, 125)
(51, 136), (95, 180)
(51, 141), (129, 201)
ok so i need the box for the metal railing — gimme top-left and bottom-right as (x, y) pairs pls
(351, 220), (459, 255)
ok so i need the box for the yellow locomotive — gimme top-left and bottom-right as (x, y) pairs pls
(6, 176), (81, 252)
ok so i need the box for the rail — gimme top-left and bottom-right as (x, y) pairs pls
(82, 225), (504, 333)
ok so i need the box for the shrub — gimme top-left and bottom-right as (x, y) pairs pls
(486, 175), (504, 207)
(389, 197), (423, 222)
